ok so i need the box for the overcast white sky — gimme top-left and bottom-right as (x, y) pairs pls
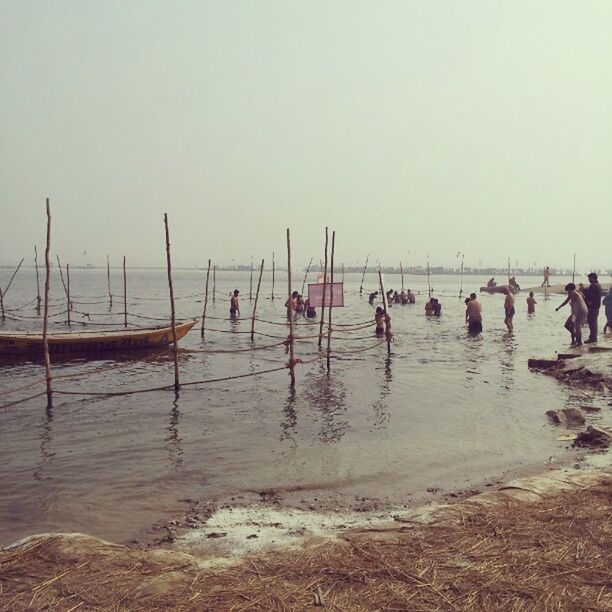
(1, 0), (610, 270)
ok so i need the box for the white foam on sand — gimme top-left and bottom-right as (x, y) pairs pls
(176, 505), (404, 558)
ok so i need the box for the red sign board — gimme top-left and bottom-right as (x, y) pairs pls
(308, 282), (344, 307)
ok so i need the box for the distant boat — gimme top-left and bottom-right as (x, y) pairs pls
(479, 285), (519, 294)
(0, 320), (196, 356)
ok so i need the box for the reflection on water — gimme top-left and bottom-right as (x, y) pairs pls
(281, 387), (298, 444)
(165, 393), (183, 470)
(370, 356), (392, 430)
(303, 364), (348, 443)
(33, 406), (54, 482)
(0, 269), (599, 546)
(499, 333), (517, 392)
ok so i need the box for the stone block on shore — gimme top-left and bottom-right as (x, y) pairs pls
(546, 408), (585, 427)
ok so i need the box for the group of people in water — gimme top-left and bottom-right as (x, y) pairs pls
(368, 289), (416, 305)
(228, 270), (611, 347)
(486, 276), (521, 292)
(556, 273), (609, 346)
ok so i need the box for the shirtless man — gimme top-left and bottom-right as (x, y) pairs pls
(368, 291), (378, 305)
(541, 266), (551, 288)
(466, 293), (482, 333)
(556, 283), (588, 346)
(230, 289), (240, 318)
(285, 291), (298, 318)
(526, 291), (537, 314)
(375, 307), (385, 336)
(503, 287), (515, 332)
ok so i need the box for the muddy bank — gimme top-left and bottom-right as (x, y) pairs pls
(1, 469), (610, 611)
(529, 344), (611, 390)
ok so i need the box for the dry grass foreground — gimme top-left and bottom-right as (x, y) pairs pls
(1, 474), (611, 611)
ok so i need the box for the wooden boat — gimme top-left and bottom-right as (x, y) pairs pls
(0, 320), (196, 356)
(479, 285), (519, 295)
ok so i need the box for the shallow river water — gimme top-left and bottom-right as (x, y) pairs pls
(0, 268), (606, 547)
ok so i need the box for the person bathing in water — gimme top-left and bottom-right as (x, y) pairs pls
(556, 283), (588, 346)
(285, 291), (298, 318)
(375, 307), (385, 336)
(368, 291), (378, 305)
(503, 287), (515, 332)
(230, 289), (240, 318)
(466, 293), (482, 333)
(526, 291), (537, 314)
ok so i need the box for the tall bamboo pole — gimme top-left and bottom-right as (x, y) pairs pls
(106, 255), (113, 308)
(427, 256), (432, 298)
(318, 227), (329, 348)
(42, 199), (53, 406)
(286, 230), (296, 388)
(459, 254), (464, 298)
(0, 257), (25, 320)
(378, 268), (392, 355)
(572, 253), (576, 284)
(326, 231), (336, 372)
(249, 259), (253, 301)
(271, 252), (275, 300)
(164, 213), (180, 391)
(212, 265), (216, 303)
(123, 256), (127, 328)
(56, 255), (68, 300)
(301, 257), (313, 296)
(342, 263), (345, 284)
(359, 255), (369, 295)
(251, 258), (265, 341)
(400, 261), (404, 291)
(66, 264), (71, 326)
(200, 259), (211, 338)
(507, 257), (511, 285)
(35, 246), (41, 312)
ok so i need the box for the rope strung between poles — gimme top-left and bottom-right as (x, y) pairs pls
(52, 365), (289, 397)
(0, 392), (48, 411)
(0, 379), (44, 398)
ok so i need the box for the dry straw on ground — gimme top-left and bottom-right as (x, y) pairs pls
(1, 481), (611, 611)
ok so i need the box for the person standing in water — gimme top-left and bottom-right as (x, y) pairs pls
(541, 266), (551, 288)
(230, 289), (240, 318)
(466, 293), (483, 333)
(526, 291), (537, 314)
(503, 287), (515, 332)
(556, 283), (588, 346)
(375, 307), (385, 336)
(583, 272), (603, 343)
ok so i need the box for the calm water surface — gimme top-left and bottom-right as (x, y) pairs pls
(0, 268), (604, 546)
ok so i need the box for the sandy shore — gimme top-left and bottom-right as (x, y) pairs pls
(1, 468), (610, 611)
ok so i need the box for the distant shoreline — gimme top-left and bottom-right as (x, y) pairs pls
(1, 265), (608, 276)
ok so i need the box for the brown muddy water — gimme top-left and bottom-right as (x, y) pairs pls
(0, 269), (608, 547)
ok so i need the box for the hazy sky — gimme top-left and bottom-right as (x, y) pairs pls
(1, 0), (610, 270)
